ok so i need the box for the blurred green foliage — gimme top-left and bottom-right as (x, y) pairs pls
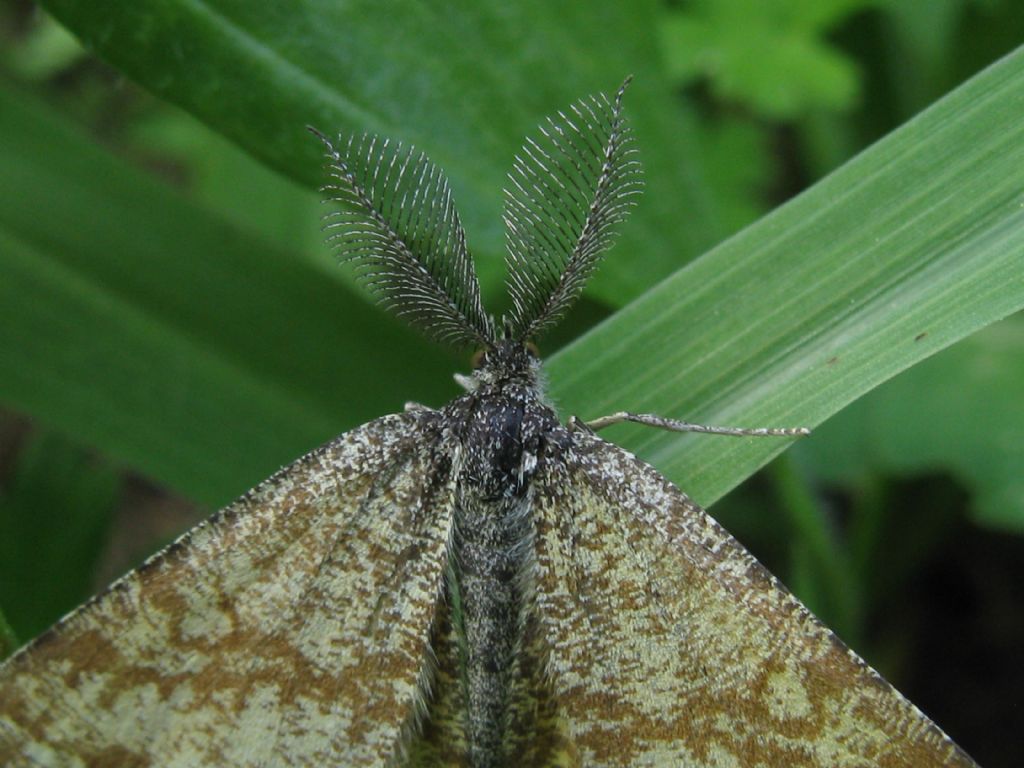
(662, 0), (872, 119)
(0, 1), (1022, 763)
(0, 429), (118, 640)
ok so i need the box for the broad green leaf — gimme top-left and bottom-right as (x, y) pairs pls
(40, 0), (724, 305)
(0, 85), (457, 506)
(130, 110), (324, 260)
(801, 314), (1024, 533)
(547, 45), (1024, 511)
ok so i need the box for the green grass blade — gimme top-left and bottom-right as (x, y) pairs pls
(547, 46), (1024, 507)
(803, 314), (1024, 533)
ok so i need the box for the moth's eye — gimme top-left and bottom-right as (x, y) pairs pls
(471, 348), (487, 369)
(525, 341), (540, 359)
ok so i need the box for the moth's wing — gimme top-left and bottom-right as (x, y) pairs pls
(531, 430), (978, 768)
(402, 583), (469, 767)
(0, 413), (455, 768)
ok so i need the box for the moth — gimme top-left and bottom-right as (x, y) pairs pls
(0, 81), (978, 767)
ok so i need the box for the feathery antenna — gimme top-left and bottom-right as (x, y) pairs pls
(502, 78), (643, 342)
(311, 128), (494, 348)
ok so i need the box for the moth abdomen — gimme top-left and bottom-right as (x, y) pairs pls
(453, 496), (531, 768)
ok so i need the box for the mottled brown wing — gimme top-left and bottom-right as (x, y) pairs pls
(0, 413), (454, 768)
(531, 430), (978, 767)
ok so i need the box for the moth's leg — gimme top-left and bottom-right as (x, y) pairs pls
(453, 373), (477, 392)
(404, 401), (437, 414)
(566, 415), (597, 435)
(578, 411), (810, 438)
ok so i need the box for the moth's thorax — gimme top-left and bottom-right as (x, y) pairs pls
(445, 340), (557, 501)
